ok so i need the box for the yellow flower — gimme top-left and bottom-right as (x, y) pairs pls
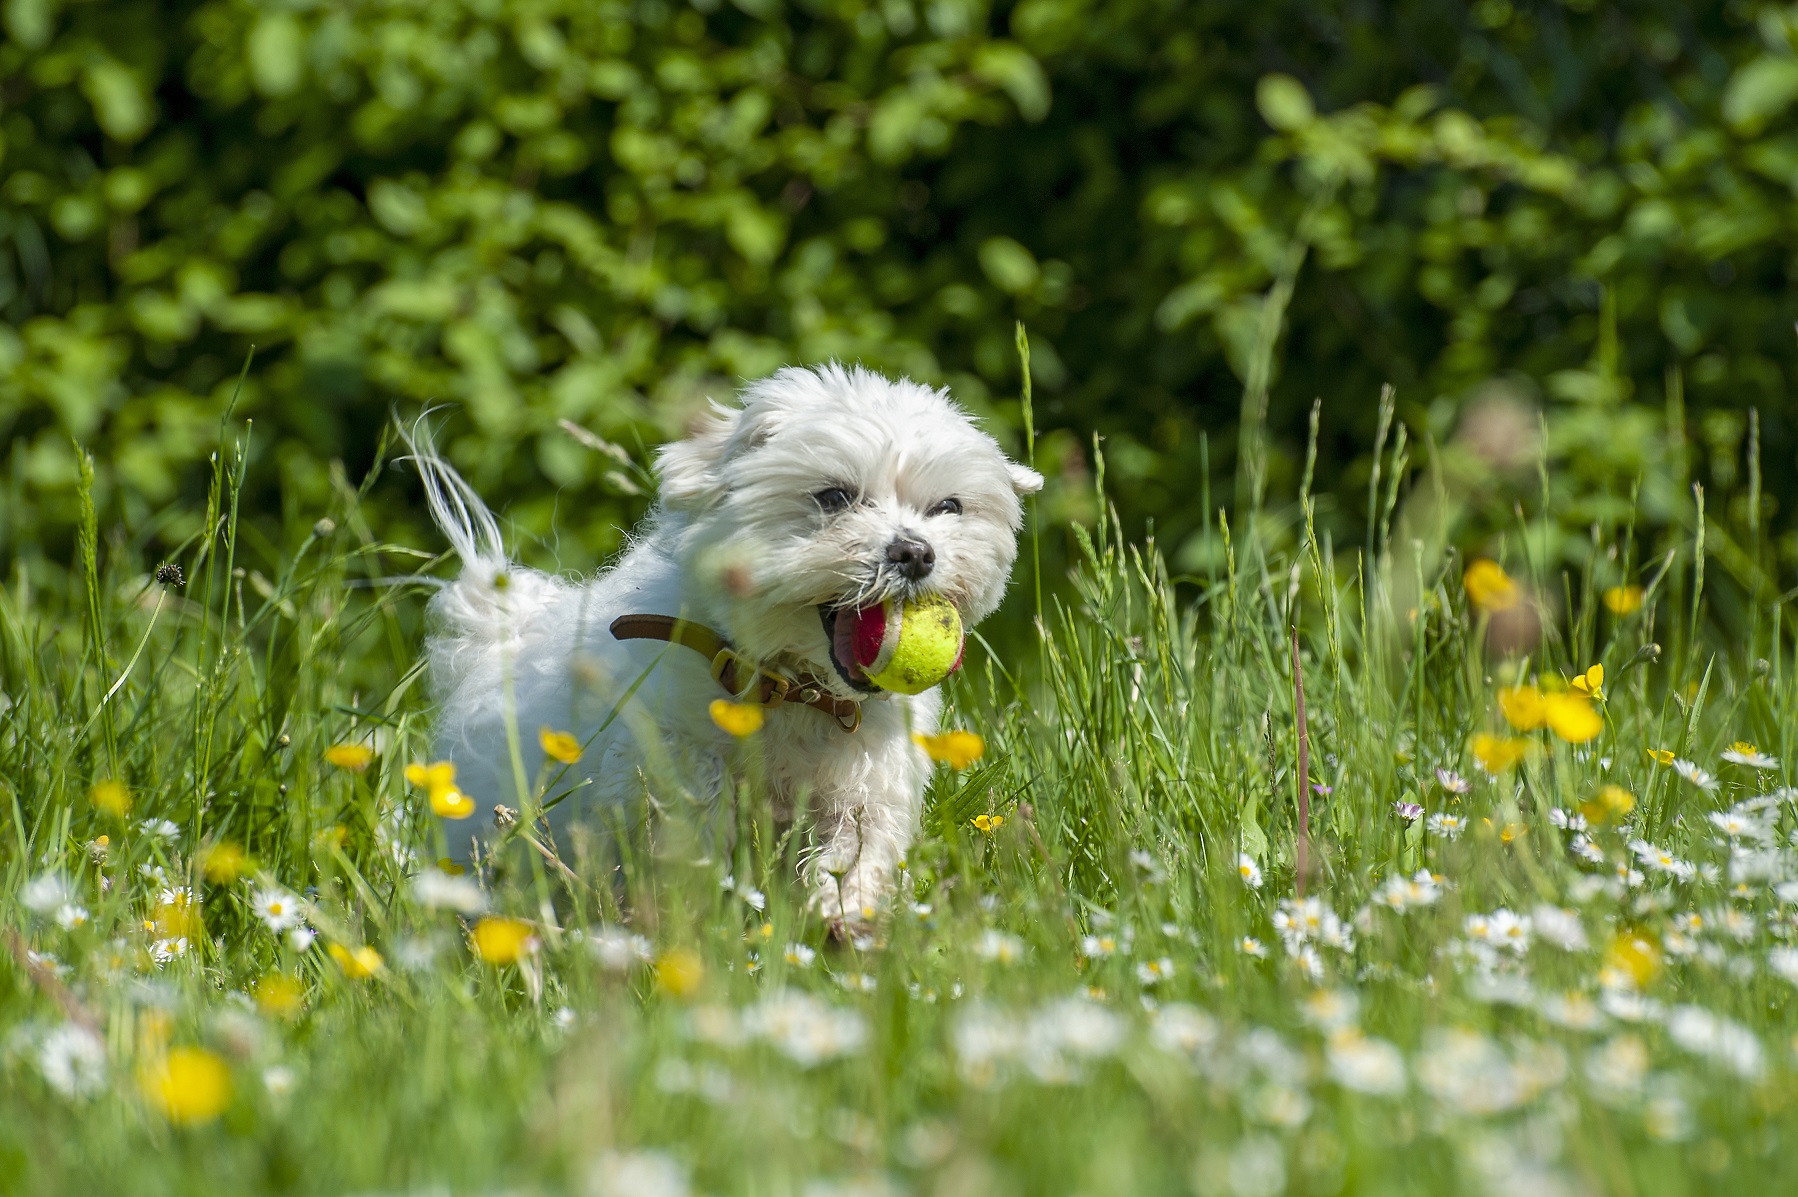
(538, 727), (582, 764)
(1569, 663), (1603, 699)
(433, 789), (475, 819)
(140, 1046), (232, 1126)
(1471, 733), (1528, 774)
(327, 942), (383, 979)
(655, 947), (704, 999)
(470, 916), (537, 966)
(1604, 932), (1661, 990)
(1580, 784), (1636, 825)
(1497, 685), (1546, 731)
(914, 730), (986, 769)
(709, 699), (765, 737)
(200, 842), (247, 884)
(90, 779), (132, 816)
(406, 761), (474, 819)
(1602, 585), (1644, 615)
(1542, 692), (1602, 743)
(323, 743), (375, 772)
(1463, 560), (1520, 612)
(1645, 748), (1675, 766)
(255, 974), (304, 1019)
(1498, 822), (1526, 844)
(972, 813), (1005, 833)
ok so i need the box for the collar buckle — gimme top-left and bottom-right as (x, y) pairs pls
(709, 647), (793, 709)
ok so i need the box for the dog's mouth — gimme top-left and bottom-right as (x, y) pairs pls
(816, 603), (887, 694)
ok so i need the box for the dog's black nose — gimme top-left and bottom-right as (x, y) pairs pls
(886, 537), (935, 580)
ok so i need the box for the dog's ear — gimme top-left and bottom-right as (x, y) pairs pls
(656, 403), (739, 511)
(1008, 463), (1045, 495)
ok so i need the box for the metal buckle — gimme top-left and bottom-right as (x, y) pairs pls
(710, 648), (791, 708)
(834, 705), (863, 733)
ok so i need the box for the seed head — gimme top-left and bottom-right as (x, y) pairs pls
(154, 562), (185, 588)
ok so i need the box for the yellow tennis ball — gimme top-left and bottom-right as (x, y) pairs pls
(865, 597), (964, 695)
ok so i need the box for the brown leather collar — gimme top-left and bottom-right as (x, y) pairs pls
(609, 614), (862, 733)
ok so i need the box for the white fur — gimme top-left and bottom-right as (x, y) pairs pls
(409, 363), (1041, 925)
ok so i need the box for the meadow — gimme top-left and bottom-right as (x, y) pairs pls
(5, 361), (1798, 1197)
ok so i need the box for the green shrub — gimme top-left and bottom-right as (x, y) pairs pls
(3, 0), (1796, 597)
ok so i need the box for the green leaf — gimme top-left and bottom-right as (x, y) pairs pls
(1722, 55), (1798, 133)
(79, 60), (151, 143)
(248, 13), (306, 98)
(972, 42), (1051, 122)
(1256, 73), (1314, 132)
(978, 237), (1040, 295)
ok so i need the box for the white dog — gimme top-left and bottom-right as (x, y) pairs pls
(409, 363), (1040, 926)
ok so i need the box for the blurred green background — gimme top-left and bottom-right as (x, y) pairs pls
(4, 0), (1796, 595)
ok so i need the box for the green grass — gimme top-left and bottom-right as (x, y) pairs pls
(5, 419), (1798, 1197)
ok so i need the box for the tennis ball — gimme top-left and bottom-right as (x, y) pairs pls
(858, 596), (964, 695)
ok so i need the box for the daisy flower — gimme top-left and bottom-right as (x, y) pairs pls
(1671, 759), (1719, 792)
(1629, 839), (1696, 880)
(1239, 936), (1268, 959)
(37, 1024), (107, 1099)
(1722, 741), (1779, 771)
(1427, 813), (1467, 840)
(1393, 801), (1423, 823)
(252, 887), (303, 933)
(151, 937), (190, 967)
(1080, 934), (1123, 958)
(1434, 768), (1471, 794)
(1237, 853), (1263, 890)
(1135, 957), (1175, 985)
(1709, 808), (1773, 843)
(21, 874), (73, 915)
(1547, 808), (1588, 831)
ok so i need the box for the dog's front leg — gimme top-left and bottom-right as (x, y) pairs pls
(806, 774), (919, 933)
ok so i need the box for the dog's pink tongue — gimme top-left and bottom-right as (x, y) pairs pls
(849, 604), (888, 668)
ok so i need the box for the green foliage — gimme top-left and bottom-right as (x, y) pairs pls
(6, 0), (1798, 591)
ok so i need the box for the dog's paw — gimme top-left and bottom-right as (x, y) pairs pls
(809, 872), (887, 942)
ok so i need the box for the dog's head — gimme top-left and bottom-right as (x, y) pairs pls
(657, 364), (1042, 698)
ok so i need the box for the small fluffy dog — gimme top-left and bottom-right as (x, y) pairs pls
(411, 364), (1040, 925)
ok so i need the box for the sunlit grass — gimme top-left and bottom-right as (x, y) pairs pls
(4, 425), (1798, 1195)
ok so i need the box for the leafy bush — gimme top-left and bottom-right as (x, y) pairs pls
(4, 0), (1797, 592)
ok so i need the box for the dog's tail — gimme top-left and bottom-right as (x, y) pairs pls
(397, 418), (566, 685)
(399, 416), (508, 576)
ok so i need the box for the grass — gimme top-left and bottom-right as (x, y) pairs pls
(5, 405), (1798, 1197)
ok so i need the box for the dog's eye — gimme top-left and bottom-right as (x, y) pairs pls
(926, 497), (963, 517)
(813, 487), (853, 513)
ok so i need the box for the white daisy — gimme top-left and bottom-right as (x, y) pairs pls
(1671, 759), (1719, 792)
(1427, 813), (1467, 840)
(1135, 957), (1175, 985)
(36, 1024), (107, 1098)
(21, 873), (73, 914)
(974, 929), (1025, 964)
(252, 886), (303, 932)
(1237, 853), (1263, 889)
(150, 937), (189, 967)
(411, 871), (488, 914)
(1721, 742), (1779, 770)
